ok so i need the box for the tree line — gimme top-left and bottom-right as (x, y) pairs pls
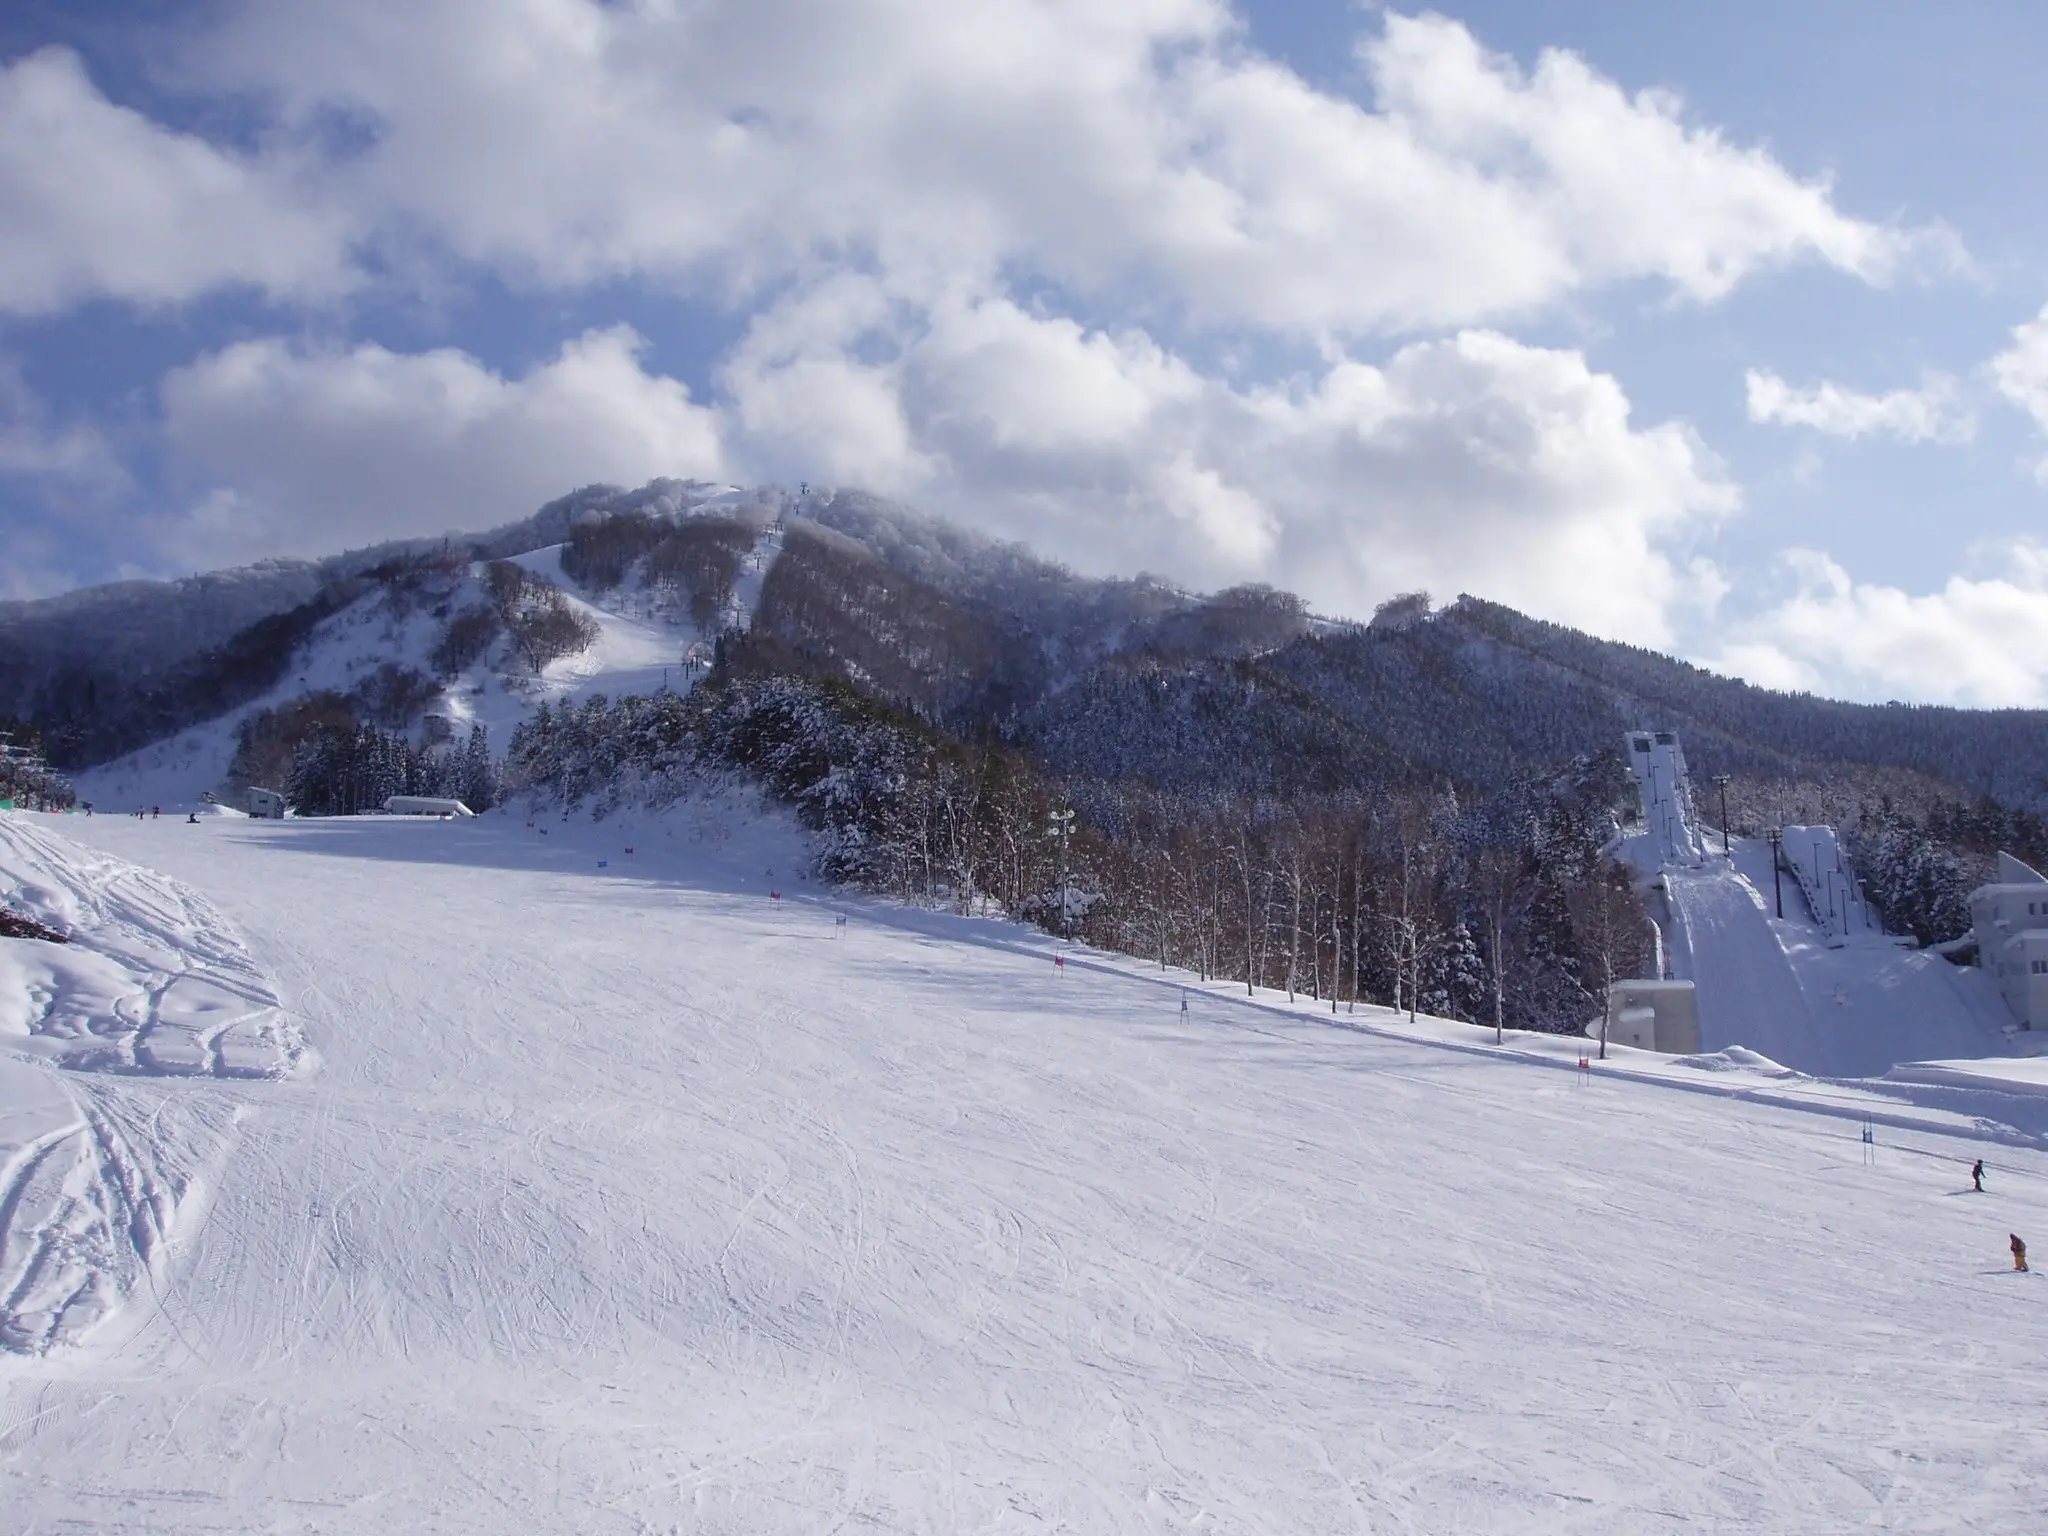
(289, 721), (499, 816)
(0, 720), (75, 810)
(507, 673), (1652, 1034)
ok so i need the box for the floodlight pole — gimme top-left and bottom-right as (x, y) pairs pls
(1712, 774), (1732, 856)
(1048, 807), (1076, 936)
(1765, 827), (1784, 918)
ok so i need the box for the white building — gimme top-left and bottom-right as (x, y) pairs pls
(384, 795), (475, 818)
(1604, 979), (1700, 1055)
(1625, 731), (1705, 864)
(247, 787), (286, 819)
(1969, 851), (2048, 1032)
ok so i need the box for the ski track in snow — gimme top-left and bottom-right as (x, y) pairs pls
(0, 816), (301, 1358)
(0, 808), (2046, 1531)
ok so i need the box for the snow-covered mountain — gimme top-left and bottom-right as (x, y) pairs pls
(11, 478), (2048, 1051)
(12, 478), (2048, 816)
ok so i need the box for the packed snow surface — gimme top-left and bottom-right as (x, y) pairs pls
(3, 806), (2048, 1531)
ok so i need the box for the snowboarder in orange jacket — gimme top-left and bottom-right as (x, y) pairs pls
(2013, 1233), (2029, 1272)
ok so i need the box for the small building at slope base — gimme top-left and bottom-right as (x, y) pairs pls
(384, 795), (475, 818)
(246, 787), (286, 819)
(1969, 851), (2048, 1031)
(1604, 979), (1700, 1054)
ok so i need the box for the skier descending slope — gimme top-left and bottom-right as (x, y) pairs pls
(2014, 1234), (2030, 1272)
(1974, 1159), (1985, 1193)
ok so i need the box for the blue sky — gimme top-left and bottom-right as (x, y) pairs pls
(6, 1), (2048, 707)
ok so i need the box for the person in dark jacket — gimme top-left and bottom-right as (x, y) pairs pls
(1973, 1159), (1985, 1192)
(2014, 1233), (2029, 1272)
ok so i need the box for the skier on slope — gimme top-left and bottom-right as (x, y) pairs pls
(1973, 1159), (1985, 1192)
(2013, 1233), (2029, 1273)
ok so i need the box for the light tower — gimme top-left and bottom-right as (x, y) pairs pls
(1047, 806), (1076, 934)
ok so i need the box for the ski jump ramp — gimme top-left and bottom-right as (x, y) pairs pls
(1657, 836), (2013, 1077)
(1624, 732), (2014, 1077)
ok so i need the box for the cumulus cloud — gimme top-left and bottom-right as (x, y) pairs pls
(1, 1), (1976, 687)
(0, 361), (124, 491)
(1989, 302), (2048, 475)
(0, 48), (351, 314)
(140, 295), (1728, 644)
(158, 327), (725, 564)
(1745, 369), (1975, 445)
(118, 2), (1929, 333)
(1706, 544), (2048, 706)
(0, 363), (137, 599)
(723, 291), (1735, 645)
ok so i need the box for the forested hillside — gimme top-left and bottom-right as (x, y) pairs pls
(11, 478), (2046, 1024)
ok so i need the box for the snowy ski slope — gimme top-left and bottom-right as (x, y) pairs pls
(3, 805), (2048, 1531)
(71, 514), (789, 815)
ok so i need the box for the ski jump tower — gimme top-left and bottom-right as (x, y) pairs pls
(1626, 731), (1706, 865)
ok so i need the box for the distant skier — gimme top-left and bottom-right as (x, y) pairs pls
(187, 812), (198, 824)
(1973, 1159), (1985, 1192)
(2014, 1233), (2029, 1272)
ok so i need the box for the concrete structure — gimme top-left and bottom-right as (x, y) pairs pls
(1969, 852), (2048, 1032)
(384, 796), (475, 818)
(1625, 732), (1705, 864)
(247, 787), (286, 819)
(1779, 825), (1876, 942)
(1604, 979), (1701, 1055)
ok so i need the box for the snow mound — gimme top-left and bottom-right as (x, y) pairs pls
(1677, 1045), (1800, 1076)
(0, 815), (303, 1080)
(0, 814), (300, 1355)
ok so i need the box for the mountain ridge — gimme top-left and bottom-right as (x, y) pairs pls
(5, 479), (2044, 819)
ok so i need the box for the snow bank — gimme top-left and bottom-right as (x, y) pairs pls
(1888, 1056), (2048, 1098)
(0, 815), (303, 1079)
(0, 814), (296, 1354)
(1675, 1045), (1799, 1075)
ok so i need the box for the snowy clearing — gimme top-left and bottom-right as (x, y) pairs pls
(2, 805), (2047, 1531)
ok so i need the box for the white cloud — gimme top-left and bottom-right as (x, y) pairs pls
(1706, 544), (2048, 706)
(0, 48), (351, 314)
(157, 327), (725, 564)
(0, 361), (125, 492)
(1745, 368), (1975, 445)
(722, 292), (1735, 645)
(1356, 17), (1939, 304)
(7, 1), (1981, 683)
(138, 299), (1728, 646)
(0, 362), (134, 602)
(1989, 304), (2048, 485)
(140, 2), (1931, 334)
(1991, 304), (2048, 426)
